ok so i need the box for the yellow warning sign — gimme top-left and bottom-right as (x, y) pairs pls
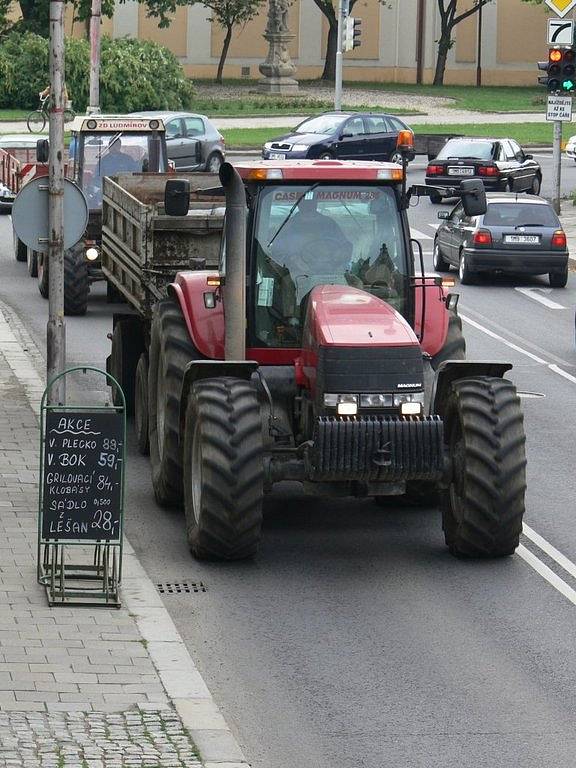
(545, 0), (576, 18)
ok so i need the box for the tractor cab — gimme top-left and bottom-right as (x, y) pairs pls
(230, 161), (413, 349)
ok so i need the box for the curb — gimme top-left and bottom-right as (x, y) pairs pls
(0, 298), (251, 768)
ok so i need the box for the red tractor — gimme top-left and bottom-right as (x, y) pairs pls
(111, 157), (527, 561)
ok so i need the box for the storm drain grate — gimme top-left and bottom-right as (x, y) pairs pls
(157, 582), (207, 594)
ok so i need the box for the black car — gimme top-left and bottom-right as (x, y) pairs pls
(262, 112), (413, 163)
(426, 137), (542, 202)
(433, 193), (568, 287)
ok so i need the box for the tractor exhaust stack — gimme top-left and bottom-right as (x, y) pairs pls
(219, 162), (247, 361)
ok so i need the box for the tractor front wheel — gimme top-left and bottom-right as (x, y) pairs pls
(431, 310), (466, 370)
(183, 377), (264, 560)
(441, 376), (526, 558)
(148, 298), (198, 507)
(134, 353), (150, 456)
(64, 245), (89, 316)
(110, 318), (144, 417)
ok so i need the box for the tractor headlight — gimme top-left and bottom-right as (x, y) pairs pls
(394, 391), (425, 416)
(324, 393), (359, 416)
(86, 247), (99, 261)
(360, 394), (394, 408)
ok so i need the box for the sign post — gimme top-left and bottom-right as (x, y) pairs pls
(38, 367), (126, 607)
(546, 95), (572, 214)
(334, 0), (348, 111)
(88, 0), (102, 114)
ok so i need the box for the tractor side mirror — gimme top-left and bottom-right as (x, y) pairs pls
(460, 178), (486, 217)
(164, 178), (190, 216)
(36, 139), (49, 164)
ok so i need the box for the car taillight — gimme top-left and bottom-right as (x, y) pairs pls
(427, 165), (444, 175)
(552, 230), (567, 248)
(473, 229), (492, 245)
(478, 165), (499, 176)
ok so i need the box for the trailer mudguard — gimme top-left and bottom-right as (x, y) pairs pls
(168, 275), (225, 359)
(178, 359), (259, 442)
(430, 361), (513, 417)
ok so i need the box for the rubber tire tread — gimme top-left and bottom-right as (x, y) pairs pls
(183, 377), (264, 561)
(14, 235), (27, 262)
(38, 253), (49, 298)
(441, 376), (526, 558)
(28, 250), (38, 277)
(148, 298), (198, 507)
(64, 246), (89, 316)
(433, 240), (450, 272)
(134, 354), (150, 456)
(549, 268), (568, 288)
(430, 310), (466, 370)
(111, 319), (144, 417)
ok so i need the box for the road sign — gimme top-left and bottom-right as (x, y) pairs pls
(545, 0), (576, 19)
(11, 176), (88, 253)
(546, 94), (573, 121)
(548, 18), (574, 44)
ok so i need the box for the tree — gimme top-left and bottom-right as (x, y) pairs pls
(433, 1), (492, 86)
(144, 0), (265, 83)
(4, 0), (115, 36)
(312, 0), (358, 82)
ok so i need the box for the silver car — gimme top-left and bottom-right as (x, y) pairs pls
(131, 111), (225, 172)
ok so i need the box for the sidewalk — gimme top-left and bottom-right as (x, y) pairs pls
(560, 201), (576, 267)
(0, 304), (248, 767)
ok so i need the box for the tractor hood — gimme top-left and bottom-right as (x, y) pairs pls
(303, 285), (420, 348)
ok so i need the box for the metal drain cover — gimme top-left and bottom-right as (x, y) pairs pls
(157, 582), (206, 594)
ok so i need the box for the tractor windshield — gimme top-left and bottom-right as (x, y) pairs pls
(75, 131), (167, 209)
(252, 184), (409, 348)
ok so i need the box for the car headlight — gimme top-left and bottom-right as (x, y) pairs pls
(263, 142), (273, 150)
(292, 143), (309, 152)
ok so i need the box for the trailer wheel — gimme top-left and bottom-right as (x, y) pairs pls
(27, 249), (38, 278)
(14, 232), (26, 262)
(183, 377), (264, 561)
(148, 298), (198, 507)
(38, 253), (49, 298)
(134, 353), (149, 455)
(430, 310), (466, 370)
(441, 376), (526, 558)
(110, 318), (144, 417)
(64, 245), (90, 316)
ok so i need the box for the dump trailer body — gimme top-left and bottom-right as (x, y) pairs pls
(101, 172), (224, 317)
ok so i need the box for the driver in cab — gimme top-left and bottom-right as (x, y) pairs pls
(96, 137), (140, 178)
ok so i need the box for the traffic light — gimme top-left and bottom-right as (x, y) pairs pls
(343, 16), (362, 52)
(539, 48), (576, 92)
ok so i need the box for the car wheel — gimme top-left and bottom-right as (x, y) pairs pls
(529, 175), (541, 196)
(390, 150), (403, 165)
(549, 267), (568, 288)
(433, 240), (450, 272)
(318, 152), (334, 160)
(459, 251), (476, 285)
(205, 153), (223, 174)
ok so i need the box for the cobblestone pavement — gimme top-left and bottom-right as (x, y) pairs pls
(0, 308), (243, 766)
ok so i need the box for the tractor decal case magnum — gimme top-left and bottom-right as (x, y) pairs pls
(111, 150), (527, 562)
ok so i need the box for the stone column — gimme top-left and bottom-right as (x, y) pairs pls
(258, 0), (299, 94)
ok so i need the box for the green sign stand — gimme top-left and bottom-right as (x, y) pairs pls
(37, 367), (126, 607)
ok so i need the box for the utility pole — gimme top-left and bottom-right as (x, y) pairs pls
(476, 0), (483, 87)
(552, 119), (562, 214)
(47, 0), (66, 404)
(334, 0), (347, 111)
(88, 0), (102, 114)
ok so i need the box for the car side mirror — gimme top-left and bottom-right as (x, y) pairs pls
(36, 138), (49, 163)
(164, 178), (190, 216)
(339, 133), (352, 140)
(437, 210), (450, 220)
(524, 153), (532, 160)
(460, 178), (486, 217)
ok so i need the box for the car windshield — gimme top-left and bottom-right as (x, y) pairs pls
(252, 184), (409, 348)
(437, 140), (494, 160)
(77, 131), (166, 208)
(483, 202), (559, 228)
(295, 115), (346, 135)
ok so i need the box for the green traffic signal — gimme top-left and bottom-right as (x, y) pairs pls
(562, 79), (575, 91)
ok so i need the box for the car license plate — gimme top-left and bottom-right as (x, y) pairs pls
(504, 235), (540, 244)
(268, 152), (286, 160)
(448, 167), (474, 176)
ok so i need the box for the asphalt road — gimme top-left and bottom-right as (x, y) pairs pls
(2, 170), (576, 768)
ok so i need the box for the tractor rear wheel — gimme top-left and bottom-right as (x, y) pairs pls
(148, 298), (198, 507)
(134, 353), (150, 456)
(183, 377), (264, 560)
(64, 245), (89, 316)
(430, 310), (466, 370)
(110, 318), (144, 417)
(441, 376), (526, 558)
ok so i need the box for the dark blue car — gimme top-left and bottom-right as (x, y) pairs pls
(262, 112), (413, 163)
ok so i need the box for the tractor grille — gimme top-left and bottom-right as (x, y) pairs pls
(310, 415), (444, 481)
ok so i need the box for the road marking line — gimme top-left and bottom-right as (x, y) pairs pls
(459, 313), (548, 364)
(517, 544), (576, 607)
(523, 523), (576, 581)
(515, 287), (566, 310)
(410, 228), (433, 240)
(548, 363), (576, 385)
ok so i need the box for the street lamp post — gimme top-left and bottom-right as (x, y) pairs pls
(476, 0), (483, 87)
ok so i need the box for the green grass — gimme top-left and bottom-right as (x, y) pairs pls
(189, 95), (422, 117)
(0, 109), (28, 121)
(221, 122), (565, 149)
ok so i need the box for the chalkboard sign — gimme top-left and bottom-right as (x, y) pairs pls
(42, 410), (123, 542)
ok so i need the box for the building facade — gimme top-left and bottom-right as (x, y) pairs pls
(68, 0), (570, 86)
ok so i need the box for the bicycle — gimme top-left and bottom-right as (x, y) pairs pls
(27, 98), (75, 133)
